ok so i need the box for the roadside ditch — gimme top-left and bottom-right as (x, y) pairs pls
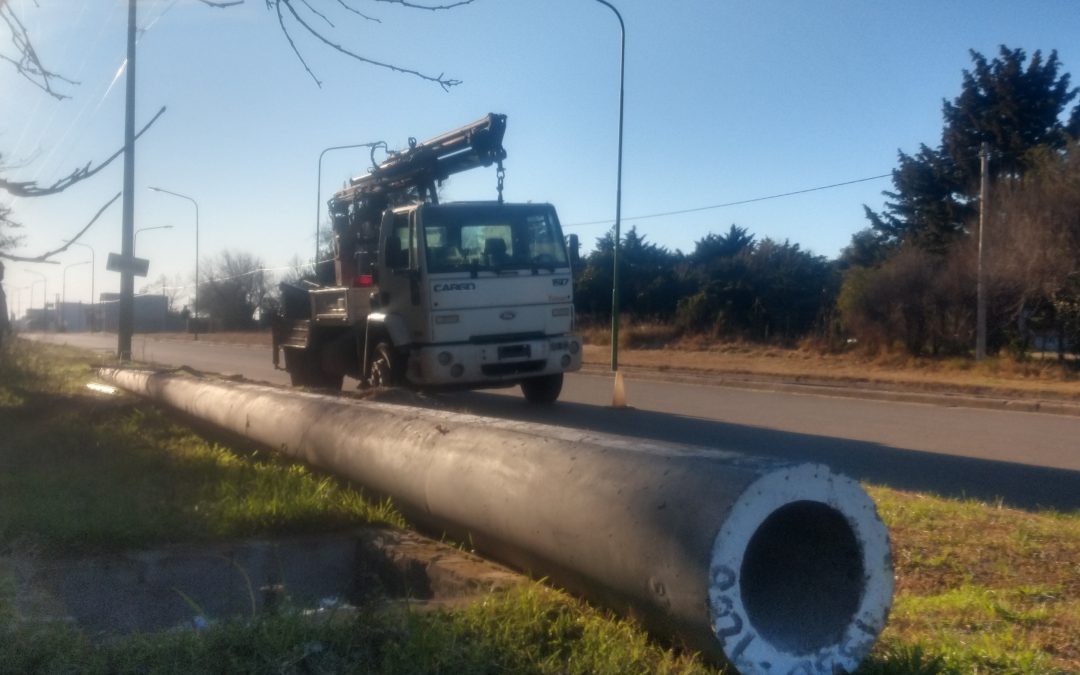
(4, 528), (523, 638)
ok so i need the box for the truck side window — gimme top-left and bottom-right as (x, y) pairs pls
(387, 214), (410, 270)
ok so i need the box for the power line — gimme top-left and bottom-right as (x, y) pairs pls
(563, 173), (893, 229)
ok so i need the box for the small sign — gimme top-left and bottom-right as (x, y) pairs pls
(106, 252), (150, 277)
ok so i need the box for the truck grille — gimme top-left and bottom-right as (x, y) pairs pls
(469, 331), (545, 345)
(481, 360), (546, 377)
(497, 344), (531, 360)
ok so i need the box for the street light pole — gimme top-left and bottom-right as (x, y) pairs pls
(316, 142), (384, 277)
(590, 0), (626, 402)
(148, 187), (199, 339)
(67, 241), (96, 331)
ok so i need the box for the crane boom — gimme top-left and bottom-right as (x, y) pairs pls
(332, 113), (507, 207)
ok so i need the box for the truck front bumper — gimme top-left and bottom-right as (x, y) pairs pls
(408, 335), (583, 387)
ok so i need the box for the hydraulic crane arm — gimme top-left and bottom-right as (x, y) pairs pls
(332, 113), (507, 206)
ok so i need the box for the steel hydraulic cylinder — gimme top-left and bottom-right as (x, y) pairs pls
(98, 368), (893, 675)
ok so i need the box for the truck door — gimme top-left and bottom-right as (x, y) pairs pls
(377, 209), (425, 343)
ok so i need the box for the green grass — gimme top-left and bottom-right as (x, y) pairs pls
(866, 487), (1080, 674)
(0, 340), (403, 554)
(2, 339), (1079, 674)
(0, 585), (716, 675)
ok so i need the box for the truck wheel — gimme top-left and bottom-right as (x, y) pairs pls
(367, 342), (400, 388)
(521, 373), (563, 404)
(284, 348), (343, 391)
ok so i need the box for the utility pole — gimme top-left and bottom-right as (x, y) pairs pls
(117, 0), (137, 360)
(976, 142), (989, 361)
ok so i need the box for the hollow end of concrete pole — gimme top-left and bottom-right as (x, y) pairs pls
(707, 464), (893, 675)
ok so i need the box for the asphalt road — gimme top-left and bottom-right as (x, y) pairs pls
(30, 332), (1080, 511)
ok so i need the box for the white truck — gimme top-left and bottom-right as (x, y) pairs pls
(273, 114), (582, 403)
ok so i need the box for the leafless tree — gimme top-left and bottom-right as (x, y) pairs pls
(0, 0), (76, 100)
(269, 0), (474, 91)
(986, 143), (1080, 353)
(0, 192), (120, 263)
(140, 273), (186, 312)
(2, 0), (472, 260)
(0, 107), (166, 200)
(202, 250), (271, 330)
(840, 142), (1080, 357)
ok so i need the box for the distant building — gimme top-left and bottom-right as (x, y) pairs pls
(99, 294), (169, 333)
(55, 302), (93, 332)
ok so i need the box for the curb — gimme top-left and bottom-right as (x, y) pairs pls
(578, 364), (1080, 417)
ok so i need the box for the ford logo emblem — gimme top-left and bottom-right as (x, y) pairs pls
(500, 311), (516, 320)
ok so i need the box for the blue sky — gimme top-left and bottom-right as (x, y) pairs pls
(3, 0), (1079, 308)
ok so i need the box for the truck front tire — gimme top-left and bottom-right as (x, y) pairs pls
(366, 342), (402, 388)
(521, 373), (563, 404)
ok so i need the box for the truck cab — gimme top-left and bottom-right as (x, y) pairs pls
(381, 201), (581, 393)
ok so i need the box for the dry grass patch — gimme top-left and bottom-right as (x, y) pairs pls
(580, 338), (1080, 399)
(869, 486), (1080, 672)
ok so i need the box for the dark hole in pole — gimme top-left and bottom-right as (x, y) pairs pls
(739, 500), (865, 654)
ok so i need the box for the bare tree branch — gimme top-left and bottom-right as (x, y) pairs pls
(196, 0), (246, 8)
(370, 0), (474, 10)
(0, 192), (119, 263)
(299, 0), (335, 28)
(0, 106), (167, 198)
(273, 1), (323, 87)
(271, 0), (466, 90)
(335, 0), (380, 23)
(0, 0), (78, 99)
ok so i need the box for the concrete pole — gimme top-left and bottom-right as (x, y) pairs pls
(117, 0), (137, 360)
(98, 368), (894, 674)
(976, 142), (989, 361)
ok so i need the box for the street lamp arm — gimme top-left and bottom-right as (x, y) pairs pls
(315, 141), (387, 267)
(134, 224), (175, 250)
(591, 0), (626, 36)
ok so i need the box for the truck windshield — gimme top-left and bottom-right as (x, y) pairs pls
(423, 205), (569, 274)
